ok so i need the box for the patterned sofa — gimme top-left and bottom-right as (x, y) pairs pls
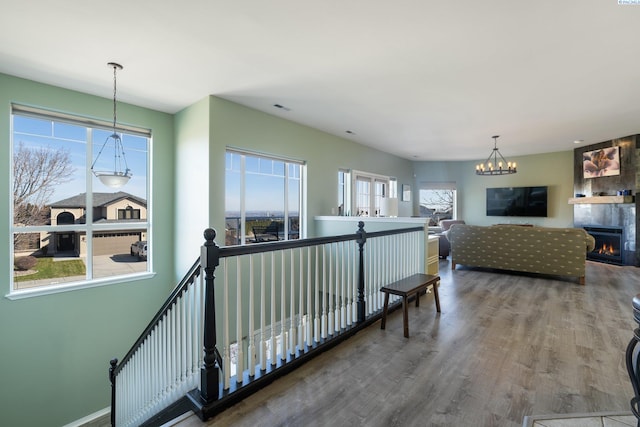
(448, 224), (596, 285)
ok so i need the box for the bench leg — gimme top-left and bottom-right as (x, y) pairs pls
(381, 292), (390, 330)
(415, 291), (420, 307)
(403, 296), (409, 338)
(432, 282), (441, 313)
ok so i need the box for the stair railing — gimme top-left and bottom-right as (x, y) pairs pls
(109, 258), (204, 427)
(109, 222), (428, 426)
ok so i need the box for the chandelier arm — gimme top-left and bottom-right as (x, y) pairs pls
(483, 150), (496, 166)
(496, 151), (510, 168)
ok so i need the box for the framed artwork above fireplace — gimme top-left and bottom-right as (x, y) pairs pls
(583, 146), (620, 178)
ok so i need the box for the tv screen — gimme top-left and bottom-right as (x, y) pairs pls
(486, 186), (548, 217)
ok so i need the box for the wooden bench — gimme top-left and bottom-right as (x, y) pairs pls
(380, 273), (441, 338)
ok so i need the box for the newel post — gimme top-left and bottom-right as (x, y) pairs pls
(200, 228), (221, 403)
(356, 221), (367, 323)
(109, 358), (118, 426)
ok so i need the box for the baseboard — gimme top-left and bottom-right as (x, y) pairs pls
(62, 407), (110, 427)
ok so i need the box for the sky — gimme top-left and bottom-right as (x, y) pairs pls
(225, 151), (301, 215)
(13, 114), (148, 204)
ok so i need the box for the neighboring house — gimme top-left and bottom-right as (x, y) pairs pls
(46, 191), (147, 256)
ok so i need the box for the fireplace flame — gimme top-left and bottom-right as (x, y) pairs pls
(596, 243), (616, 255)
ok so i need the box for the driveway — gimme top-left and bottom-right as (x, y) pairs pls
(15, 254), (148, 290)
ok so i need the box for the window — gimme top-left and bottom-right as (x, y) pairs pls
(118, 207), (141, 220)
(419, 183), (457, 226)
(10, 105), (150, 296)
(337, 169), (350, 216)
(351, 170), (395, 217)
(225, 149), (304, 245)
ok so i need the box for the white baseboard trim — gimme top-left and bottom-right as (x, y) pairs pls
(63, 407), (110, 427)
(159, 411), (194, 427)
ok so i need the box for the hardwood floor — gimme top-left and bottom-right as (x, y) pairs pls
(175, 260), (640, 427)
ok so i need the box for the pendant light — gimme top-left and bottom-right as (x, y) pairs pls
(475, 135), (517, 175)
(91, 62), (132, 188)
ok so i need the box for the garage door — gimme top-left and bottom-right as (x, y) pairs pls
(93, 233), (141, 256)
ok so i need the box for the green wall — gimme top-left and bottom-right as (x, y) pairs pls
(174, 97), (212, 277)
(411, 150), (575, 227)
(0, 74), (176, 427)
(0, 71), (576, 426)
(173, 96), (416, 275)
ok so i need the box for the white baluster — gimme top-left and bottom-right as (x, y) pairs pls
(338, 241), (345, 331)
(236, 258), (244, 382)
(368, 238), (375, 315)
(198, 268), (205, 377)
(345, 242), (354, 326)
(307, 246), (313, 347)
(335, 242), (340, 330)
(160, 316), (167, 401)
(351, 241), (357, 323)
(379, 236), (385, 310)
(248, 255), (255, 376)
(184, 287), (192, 388)
(298, 247), (305, 350)
(314, 246), (320, 343)
(321, 245), (327, 339)
(289, 249), (296, 355)
(327, 243), (334, 335)
(280, 252), (286, 360)
(223, 259), (231, 389)
(191, 280), (198, 383)
(260, 253), (267, 371)
(178, 296), (185, 388)
(270, 253), (276, 365)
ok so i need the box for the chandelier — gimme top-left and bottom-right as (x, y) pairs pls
(475, 135), (517, 175)
(91, 62), (132, 188)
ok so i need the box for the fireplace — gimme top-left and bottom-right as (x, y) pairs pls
(583, 225), (623, 265)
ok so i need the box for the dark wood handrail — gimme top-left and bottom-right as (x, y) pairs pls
(219, 226), (424, 258)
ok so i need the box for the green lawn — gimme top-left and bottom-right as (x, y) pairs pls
(14, 257), (86, 282)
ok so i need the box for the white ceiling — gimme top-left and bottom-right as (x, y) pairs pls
(2, 0), (639, 161)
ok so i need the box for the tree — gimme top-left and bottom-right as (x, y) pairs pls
(420, 189), (454, 225)
(13, 142), (75, 243)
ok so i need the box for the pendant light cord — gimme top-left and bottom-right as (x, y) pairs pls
(112, 64), (118, 133)
(91, 62), (130, 176)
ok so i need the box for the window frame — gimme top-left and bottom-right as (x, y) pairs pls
(8, 105), (154, 299)
(418, 182), (457, 226)
(350, 170), (396, 217)
(337, 169), (350, 216)
(225, 148), (306, 246)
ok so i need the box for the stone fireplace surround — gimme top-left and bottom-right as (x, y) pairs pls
(573, 135), (639, 266)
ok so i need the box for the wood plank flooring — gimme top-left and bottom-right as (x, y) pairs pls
(174, 260), (640, 427)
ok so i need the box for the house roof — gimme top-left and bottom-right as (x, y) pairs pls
(2, 2), (640, 161)
(49, 192), (147, 209)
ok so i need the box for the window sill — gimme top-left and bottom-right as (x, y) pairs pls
(5, 271), (156, 300)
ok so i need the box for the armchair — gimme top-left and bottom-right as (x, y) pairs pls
(436, 219), (466, 258)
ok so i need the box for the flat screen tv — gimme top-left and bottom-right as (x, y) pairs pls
(486, 186), (548, 217)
